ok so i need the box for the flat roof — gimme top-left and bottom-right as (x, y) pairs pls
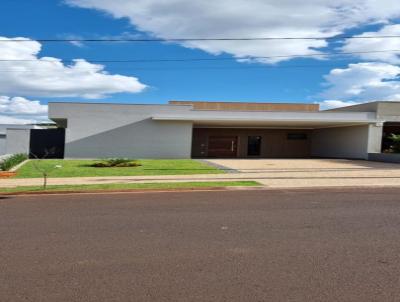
(48, 101), (193, 107)
(48, 100), (320, 112)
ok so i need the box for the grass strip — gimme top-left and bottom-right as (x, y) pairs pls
(0, 181), (261, 194)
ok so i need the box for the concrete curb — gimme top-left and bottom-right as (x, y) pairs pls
(4, 184), (400, 197)
(0, 185), (265, 197)
(10, 159), (29, 172)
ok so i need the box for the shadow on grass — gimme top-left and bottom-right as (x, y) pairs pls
(77, 165), (221, 171)
(140, 168), (222, 171)
(78, 165), (142, 168)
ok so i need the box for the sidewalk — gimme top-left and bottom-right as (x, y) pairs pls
(3, 167), (400, 189)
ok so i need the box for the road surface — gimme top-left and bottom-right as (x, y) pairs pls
(1, 188), (400, 301)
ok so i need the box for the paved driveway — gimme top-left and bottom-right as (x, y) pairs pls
(206, 158), (397, 172)
(206, 158), (400, 188)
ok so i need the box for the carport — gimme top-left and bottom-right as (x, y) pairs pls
(152, 110), (383, 160)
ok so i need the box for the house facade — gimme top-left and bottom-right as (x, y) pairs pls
(5, 100), (400, 160)
(36, 100), (398, 160)
(0, 124), (44, 155)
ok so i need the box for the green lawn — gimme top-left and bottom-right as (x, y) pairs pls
(14, 159), (224, 178)
(0, 181), (260, 194)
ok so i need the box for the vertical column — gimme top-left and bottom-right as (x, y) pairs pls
(367, 122), (384, 154)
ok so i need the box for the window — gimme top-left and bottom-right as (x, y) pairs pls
(248, 136), (262, 156)
(287, 133), (308, 140)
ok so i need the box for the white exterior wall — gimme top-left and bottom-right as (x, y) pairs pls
(1, 124), (36, 155)
(0, 134), (6, 155)
(49, 103), (194, 159)
(6, 129), (31, 155)
(367, 124), (383, 154)
(311, 124), (382, 159)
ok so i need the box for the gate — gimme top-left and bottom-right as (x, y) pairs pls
(29, 129), (65, 159)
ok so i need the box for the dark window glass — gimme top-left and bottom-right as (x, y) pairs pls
(287, 133), (308, 140)
(248, 136), (262, 156)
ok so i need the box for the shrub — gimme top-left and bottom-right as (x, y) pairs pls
(0, 153), (28, 171)
(89, 158), (141, 168)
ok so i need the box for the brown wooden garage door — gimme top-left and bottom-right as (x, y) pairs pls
(208, 136), (238, 158)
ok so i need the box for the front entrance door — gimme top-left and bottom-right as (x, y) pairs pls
(208, 136), (238, 157)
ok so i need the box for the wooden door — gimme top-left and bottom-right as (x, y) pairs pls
(207, 136), (238, 158)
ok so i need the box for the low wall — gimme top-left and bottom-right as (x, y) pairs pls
(368, 153), (400, 163)
(6, 129), (31, 154)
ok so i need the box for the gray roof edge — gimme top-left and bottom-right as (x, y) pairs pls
(48, 101), (193, 107)
(325, 100), (400, 112)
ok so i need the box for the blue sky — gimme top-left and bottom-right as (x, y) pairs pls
(1, 0), (400, 123)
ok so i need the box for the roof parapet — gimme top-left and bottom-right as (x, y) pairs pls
(169, 100), (319, 112)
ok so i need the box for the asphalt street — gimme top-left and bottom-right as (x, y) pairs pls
(1, 188), (400, 301)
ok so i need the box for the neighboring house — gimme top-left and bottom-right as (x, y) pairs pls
(6, 100), (400, 160)
(0, 124), (44, 155)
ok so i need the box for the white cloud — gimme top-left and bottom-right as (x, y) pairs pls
(319, 100), (360, 110)
(320, 62), (400, 101)
(0, 96), (47, 115)
(66, 0), (400, 63)
(341, 24), (400, 64)
(0, 37), (147, 98)
(0, 96), (48, 125)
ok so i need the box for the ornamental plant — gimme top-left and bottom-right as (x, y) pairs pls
(388, 133), (400, 153)
(90, 158), (142, 168)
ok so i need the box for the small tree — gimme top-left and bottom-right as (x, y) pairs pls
(30, 148), (62, 189)
(388, 133), (400, 153)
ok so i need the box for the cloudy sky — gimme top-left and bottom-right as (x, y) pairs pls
(1, 0), (400, 123)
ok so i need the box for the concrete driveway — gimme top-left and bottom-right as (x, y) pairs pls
(205, 158), (400, 188)
(206, 158), (397, 172)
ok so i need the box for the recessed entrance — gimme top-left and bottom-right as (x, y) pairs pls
(207, 136), (238, 158)
(192, 128), (311, 158)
